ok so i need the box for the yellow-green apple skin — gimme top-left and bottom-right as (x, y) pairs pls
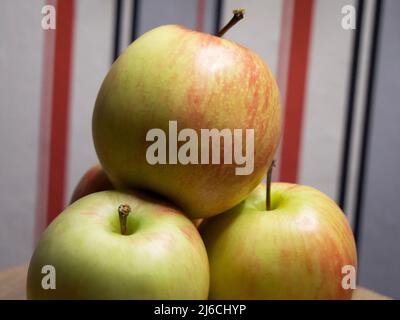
(200, 183), (357, 300)
(27, 191), (210, 299)
(92, 25), (281, 219)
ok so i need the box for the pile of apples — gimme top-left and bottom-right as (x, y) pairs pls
(27, 12), (357, 300)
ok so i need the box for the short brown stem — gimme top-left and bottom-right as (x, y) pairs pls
(216, 8), (245, 37)
(118, 204), (131, 235)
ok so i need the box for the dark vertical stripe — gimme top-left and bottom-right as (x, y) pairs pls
(279, 0), (314, 183)
(47, 0), (75, 224)
(338, 0), (365, 211)
(131, 0), (141, 42)
(214, 0), (223, 35)
(113, 0), (122, 62)
(354, 0), (384, 245)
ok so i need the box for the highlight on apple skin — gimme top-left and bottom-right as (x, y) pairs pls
(27, 190), (210, 299)
(69, 164), (114, 204)
(92, 24), (281, 219)
(200, 183), (357, 300)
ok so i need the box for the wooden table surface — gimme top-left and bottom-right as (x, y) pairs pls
(0, 265), (391, 300)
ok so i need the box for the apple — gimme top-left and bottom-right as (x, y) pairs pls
(69, 164), (204, 229)
(69, 164), (114, 204)
(27, 190), (210, 299)
(200, 183), (357, 299)
(92, 23), (281, 219)
(192, 219), (204, 228)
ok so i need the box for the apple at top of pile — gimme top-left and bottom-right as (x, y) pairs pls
(92, 12), (281, 219)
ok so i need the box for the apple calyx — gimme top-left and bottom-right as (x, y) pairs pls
(216, 8), (245, 37)
(118, 204), (131, 235)
(266, 160), (276, 211)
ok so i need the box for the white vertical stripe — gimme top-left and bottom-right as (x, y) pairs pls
(66, 0), (114, 204)
(35, 0), (56, 241)
(120, 0), (134, 52)
(299, 0), (355, 201)
(345, 0), (376, 225)
(274, 0), (294, 180)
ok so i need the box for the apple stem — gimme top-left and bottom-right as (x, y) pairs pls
(118, 204), (131, 235)
(216, 9), (245, 37)
(266, 160), (276, 211)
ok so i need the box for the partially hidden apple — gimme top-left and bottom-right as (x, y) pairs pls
(69, 164), (204, 228)
(69, 164), (114, 204)
(200, 183), (357, 299)
(92, 22), (281, 219)
(27, 190), (209, 299)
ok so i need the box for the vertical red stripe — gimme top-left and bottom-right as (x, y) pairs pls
(276, 0), (294, 98)
(274, 0), (294, 181)
(196, 0), (206, 32)
(279, 0), (314, 182)
(46, 0), (75, 224)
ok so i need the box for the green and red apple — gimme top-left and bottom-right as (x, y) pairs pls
(27, 190), (209, 299)
(200, 183), (357, 299)
(92, 24), (281, 219)
(69, 164), (113, 204)
(69, 164), (204, 228)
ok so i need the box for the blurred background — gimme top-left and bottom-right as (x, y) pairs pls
(0, 0), (399, 298)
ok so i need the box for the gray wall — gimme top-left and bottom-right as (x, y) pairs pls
(0, 0), (43, 268)
(358, 0), (400, 299)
